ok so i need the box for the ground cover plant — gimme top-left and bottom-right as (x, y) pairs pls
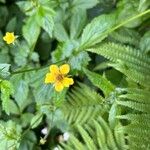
(0, 0), (150, 149)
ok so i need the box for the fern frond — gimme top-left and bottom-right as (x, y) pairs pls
(109, 28), (140, 46)
(61, 83), (107, 126)
(87, 42), (150, 87)
(117, 114), (150, 127)
(84, 69), (115, 97)
(117, 100), (150, 113)
(60, 117), (126, 150)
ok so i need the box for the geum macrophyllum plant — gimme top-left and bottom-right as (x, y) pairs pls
(3, 32), (17, 44)
(45, 64), (74, 92)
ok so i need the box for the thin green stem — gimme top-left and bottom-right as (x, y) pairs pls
(11, 59), (66, 75)
(111, 9), (150, 31)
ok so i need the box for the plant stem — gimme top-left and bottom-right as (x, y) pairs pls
(11, 59), (66, 75)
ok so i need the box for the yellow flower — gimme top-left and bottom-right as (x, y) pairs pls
(3, 32), (17, 44)
(45, 64), (74, 92)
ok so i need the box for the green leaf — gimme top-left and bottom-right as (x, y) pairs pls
(69, 51), (90, 72)
(0, 0), (5, 3)
(0, 80), (14, 115)
(21, 113), (34, 128)
(16, 1), (35, 16)
(36, 6), (55, 37)
(72, 0), (98, 10)
(54, 23), (69, 42)
(0, 63), (10, 78)
(6, 17), (17, 32)
(117, 0), (142, 28)
(140, 30), (150, 53)
(19, 131), (37, 150)
(10, 75), (30, 112)
(11, 41), (30, 67)
(23, 15), (41, 48)
(30, 112), (43, 129)
(80, 13), (116, 49)
(7, 100), (20, 115)
(70, 9), (87, 39)
(138, 0), (150, 12)
(84, 69), (115, 97)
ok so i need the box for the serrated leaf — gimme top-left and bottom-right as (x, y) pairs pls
(16, 1), (35, 16)
(69, 51), (90, 71)
(23, 15), (41, 48)
(0, 80), (14, 115)
(54, 23), (69, 42)
(7, 100), (20, 115)
(0, 64), (10, 78)
(13, 79), (30, 112)
(70, 9), (87, 39)
(72, 0), (98, 10)
(80, 13), (116, 49)
(36, 6), (54, 37)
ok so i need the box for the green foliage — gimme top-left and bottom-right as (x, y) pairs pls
(87, 42), (150, 87)
(0, 0), (150, 149)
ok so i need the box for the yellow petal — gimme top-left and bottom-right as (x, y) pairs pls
(63, 77), (74, 87)
(60, 64), (70, 75)
(50, 65), (59, 74)
(3, 32), (16, 44)
(55, 82), (64, 92)
(45, 73), (55, 83)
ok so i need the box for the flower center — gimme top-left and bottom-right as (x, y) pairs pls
(56, 74), (64, 81)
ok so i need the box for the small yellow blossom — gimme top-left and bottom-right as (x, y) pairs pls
(3, 32), (17, 44)
(45, 64), (74, 92)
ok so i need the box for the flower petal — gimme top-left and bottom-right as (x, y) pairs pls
(55, 82), (64, 92)
(60, 64), (70, 75)
(50, 65), (59, 74)
(45, 73), (55, 83)
(63, 77), (74, 87)
(3, 32), (16, 44)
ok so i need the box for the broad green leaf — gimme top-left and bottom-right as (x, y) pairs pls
(12, 79), (30, 112)
(11, 41), (30, 66)
(80, 13), (116, 49)
(16, 1), (35, 16)
(72, 0), (98, 10)
(19, 131), (37, 150)
(6, 17), (17, 32)
(21, 113), (34, 128)
(31, 112), (43, 129)
(117, 0), (142, 28)
(54, 23), (69, 42)
(0, 63), (10, 78)
(23, 15), (41, 48)
(7, 100), (20, 115)
(0, 80), (14, 115)
(70, 9), (87, 39)
(68, 51), (90, 72)
(36, 6), (54, 37)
